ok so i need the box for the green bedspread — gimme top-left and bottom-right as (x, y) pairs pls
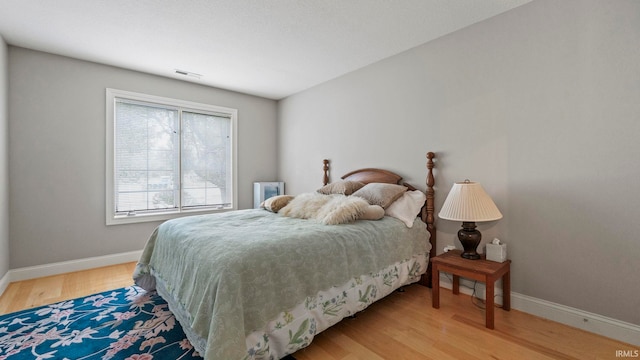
(134, 209), (429, 360)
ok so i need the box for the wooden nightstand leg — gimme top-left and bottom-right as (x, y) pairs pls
(452, 275), (460, 295)
(486, 277), (495, 329)
(503, 270), (511, 311)
(432, 265), (440, 308)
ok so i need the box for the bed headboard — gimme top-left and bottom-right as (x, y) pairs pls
(321, 152), (437, 287)
(340, 168), (402, 185)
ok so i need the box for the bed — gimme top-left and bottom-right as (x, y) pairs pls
(133, 152), (437, 360)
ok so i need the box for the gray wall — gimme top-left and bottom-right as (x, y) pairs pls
(0, 36), (8, 279)
(8, 47), (278, 268)
(278, 0), (640, 326)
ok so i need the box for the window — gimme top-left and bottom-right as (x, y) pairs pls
(106, 89), (237, 225)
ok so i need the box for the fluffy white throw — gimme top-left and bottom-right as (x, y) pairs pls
(279, 192), (371, 225)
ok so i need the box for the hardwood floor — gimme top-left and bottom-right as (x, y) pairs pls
(0, 262), (136, 314)
(0, 262), (633, 359)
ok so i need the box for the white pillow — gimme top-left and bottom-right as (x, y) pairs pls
(385, 190), (426, 227)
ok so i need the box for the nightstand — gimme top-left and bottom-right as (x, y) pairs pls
(431, 249), (511, 329)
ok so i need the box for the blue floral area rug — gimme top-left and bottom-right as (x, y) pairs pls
(0, 286), (297, 360)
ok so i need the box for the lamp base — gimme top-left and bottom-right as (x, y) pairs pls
(458, 221), (482, 260)
(461, 251), (481, 260)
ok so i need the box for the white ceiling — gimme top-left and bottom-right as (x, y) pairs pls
(0, 0), (531, 99)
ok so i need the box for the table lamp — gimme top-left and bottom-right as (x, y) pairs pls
(438, 180), (502, 259)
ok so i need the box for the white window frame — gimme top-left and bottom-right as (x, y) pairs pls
(106, 88), (238, 225)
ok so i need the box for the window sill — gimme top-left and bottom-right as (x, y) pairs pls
(106, 206), (235, 226)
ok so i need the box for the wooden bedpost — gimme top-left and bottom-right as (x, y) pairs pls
(323, 159), (330, 186)
(422, 152), (436, 288)
(425, 152), (435, 239)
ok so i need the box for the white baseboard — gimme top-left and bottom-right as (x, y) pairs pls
(512, 292), (640, 347)
(438, 275), (640, 347)
(1, 250), (142, 293)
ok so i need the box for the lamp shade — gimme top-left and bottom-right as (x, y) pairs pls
(438, 181), (502, 222)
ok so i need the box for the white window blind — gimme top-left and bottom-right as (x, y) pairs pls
(115, 100), (179, 214)
(106, 89), (237, 225)
(181, 111), (232, 209)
